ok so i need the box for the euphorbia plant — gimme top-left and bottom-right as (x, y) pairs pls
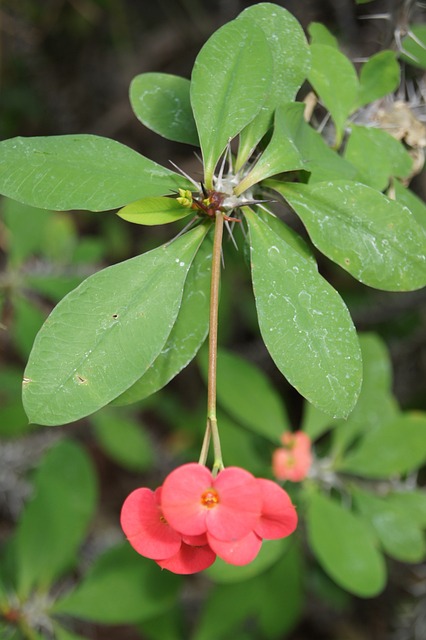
(0, 1), (426, 578)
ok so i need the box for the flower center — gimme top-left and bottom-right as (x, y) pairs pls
(201, 488), (220, 509)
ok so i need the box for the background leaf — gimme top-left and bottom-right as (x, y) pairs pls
(130, 72), (198, 145)
(15, 440), (97, 598)
(0, 135), (191, 211)
(190, 17), (272, 186)
(245, 207), (362, 419)
(306, 490), (386, 597)
(344, 125), (412, 190)
(277, 180), (426, 291)
(53, 544), (181, 624)
(23, 225), (207, 425)
(337, 411), (426, 477)
(356, 51), (400, 108)
(199, 347), (290, 442)
(308, 44), (359, 145)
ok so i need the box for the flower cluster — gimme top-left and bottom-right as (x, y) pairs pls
(272, 430), (312, 482)
(121, 462), (298, 574)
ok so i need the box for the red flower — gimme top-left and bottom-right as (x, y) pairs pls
(160, 463), (262, 540)
(272, 430), (312, 482)
(121, 463), (298, 574)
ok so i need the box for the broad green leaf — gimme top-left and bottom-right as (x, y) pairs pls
(400, 25), (426, 69)
(199, 347), (290, 442)
(306, 490), (386, 597)
(23, 225), (208, 425)
(138, 608), (184, 640)
(392, 179), (426, 231)
(1, 198), (52, 266)
(206, 538), (289, 583)
(191, 17), (272, 187)
(113, 230), (212, 405)
(308, 44), (359, 146)
(344, 125), (412, 190)
(130, 72), (198, 145)
(15, 440), (97, 598)
(257, 544), (303, 639)
(117, 196), (192, 225)
(263, 104), (359, 183)
(235, 104), (308, 195)
(277, 180), (426, 291)
(0, 367), (29, 438)
(356, 51), (400, 108)
(236, 3), (310, 167)
(308, 22), (339, 48)
(53, 544), (181, 624)
(91, 408), (154, 471)
(11, 294), (46, 359)
(245, 207), (362, 419)
(256, 205), (316, 265)
(301, 401), (338, 441)
(352, 486), (426, 563)
(331, 332), (398, 456)
(337, 411), (426, 477)
(386, 490), (426, 528)
(0, 135), (191, 211)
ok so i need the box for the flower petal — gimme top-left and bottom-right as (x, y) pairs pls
(161, 463), (213, 535)
(157, 542), (216, 574)
(254, 479), (298, 539)
(207, 531), (262, 565)
(120, 487), (181, 560)
(206, 467), (262, 540)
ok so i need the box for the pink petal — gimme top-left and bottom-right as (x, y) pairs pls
(208, 531), (262, 565)
(206, 467), (262, 541)
(254, 479), (298, 539)
(157, 542), (216, 574)
(182, 532), (209, 546)
(120, 488), (182, 560)
(161, 463), (213, 535)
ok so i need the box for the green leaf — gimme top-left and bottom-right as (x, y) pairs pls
(91, 408), (154, 471)
(1, 197), (52, 266)
(191, 17), (272, 186)
(356, 51), (400, 108)
(344, 125), (412, 190)
(256, 204), (316, 265)
(277, 180), (426, 291)
(337, 411), (426, 477)
(352, 486), (426, 563)
(54, 624), (90, 640)
(235, 104), (308, 194)
(265, 104), (359, 183)
(117, 196), (192, 226)
(0, 366), (29, 438)
(331, 333), (398, 456)
(386, 490), (426, 528)
(392, 179), (426, 232)
(206, 538), (289, 583)
(245, 207), (362, 419)
(130, 72), (198, 146)
(0, 135), (191, 211)
(236, 3), (310, 166)
(11, 294), (46, 359)
(306, 490), (386, 597)
(53, 544), (181, 624)
(308, 22), (339, 48)
(23, 225), (208, 425)
(308, 44), (358, 146)
(199, 347), (290, 442)
(213, 412), (269, 476)
(112, 230), (212, 405)
(301, 401), (338, 441)
(15, 440), (97, 598)
(400, 25), (426, 69)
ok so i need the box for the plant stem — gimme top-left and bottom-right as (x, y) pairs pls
(199, 211), (224, 474)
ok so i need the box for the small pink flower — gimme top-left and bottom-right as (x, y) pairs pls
(160, 463), (262, 541)
(272, 431), (312, 482)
